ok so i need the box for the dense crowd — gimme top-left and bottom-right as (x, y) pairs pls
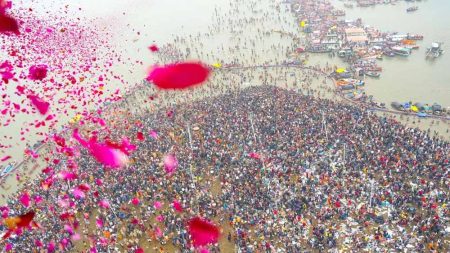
(1, 85), (448, 252)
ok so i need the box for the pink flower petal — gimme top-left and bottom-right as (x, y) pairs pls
(154, 201), (162, 210)
(35, 240), (43, 247)
(156, 215), (164, 222)
(72, 188), (85, 199)
(95, 178), (103, 186)
(96, 218), (103, 228)
(147, 62), (210, 89)
(90, 144), (129, 169)
(64, 224), (74, 234)
(77, 183), (91, 192)
(136, 132), (145, 141)
(155, 227), (162, 238)
(249, 152), (260, 159)
(164, 154), (178, 175)
(73, 129), (129, 169)
(28, 95), (50, 115)
(148, 44), (159, 52)
(71, 233), (81, 241)
(188, 217), (220, 248)
(4, 243), (12, 252)
(0, 14), (19, 35)
(28, 65), (48, 81)
(33, 195), (43, 205)
(131, 197), (140, 206)
(173, 199), (183, 212)
(98, 199), (110, 209)
(19, 192), (30, 207)
(149, 130), (158, 139)
(1, 155), (11, 162)
(47, 242), (55, 253)
(58, 171), (77, 181)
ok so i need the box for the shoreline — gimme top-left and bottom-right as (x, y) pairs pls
(2, 62), (449, 189)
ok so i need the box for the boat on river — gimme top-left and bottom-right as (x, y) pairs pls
(392, 46), (411, 56)
(365, 71), (380, 78)
(407, 34), (424, 40)
(406, 6), (418, 12)
(426, 42), (444, 58)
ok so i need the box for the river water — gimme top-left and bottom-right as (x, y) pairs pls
(325, 0), (450, 107)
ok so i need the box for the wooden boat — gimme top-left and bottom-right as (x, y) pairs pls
(392, 46), (411, 56)
(406, 6), (418, 12)
(407, 34), (424, 40)
(391, 102), (404, 111)
(365, 71), (380, 78)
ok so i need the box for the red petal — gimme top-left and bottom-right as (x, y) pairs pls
(147, 62), (210, 89)
(28, 95), (50, 115)
(188, 217), (220, 247)
(0, 15), (19, 35)
(148, 44), (159, 52)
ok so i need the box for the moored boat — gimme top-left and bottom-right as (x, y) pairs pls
(392, 46), (411, 56)
(365, 71), (380, 78)
(407, 34), (424, 40)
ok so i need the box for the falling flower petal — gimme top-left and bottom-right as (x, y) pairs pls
(72, 187), (85, 199)
(173, 199), (183, 212)
(188, 217), (220, 248)
(64, 224), (74, 234)
(147, 62), (210, 89)
(95, 178), (103, 186)
(1, 155), (11, 162)
(19, 192), (30, 207)
(154, 201), (162, 210)
(33, 195), (43, 205)
(71, 233), (81, 241)
(0, 14), (19, 35)
(156, 215), (164, 222)
(249, 152), (260, 159)
(148, 44), (159, 52)
(96, 218), (103, 228)
(58, 171), (77, 181)
(73, 129), (129, 169)
(28, 95), (50, 115)
(90, 144), (129, 169)
(98, 199), (110, 209)
(149, 130), (158, 139)
(28, 65), (48, 81)
(164, 154), (178, 175)
(35, 240), (43, 247)
(47, 242), (55, 253)
(131, 197), (140, 206)
(136, 132), (145, 141)
(155, 227), (162, 238)
(4, 210), (35, 230)
(4, 243), (12, 252)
